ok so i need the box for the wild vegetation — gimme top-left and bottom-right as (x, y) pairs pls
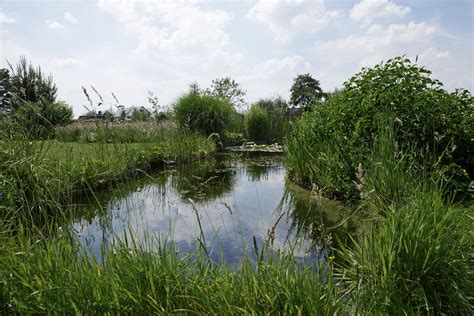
(246, 97), (289, 144)
(286, 57), (473, 200)
(0, 56), (472, 314)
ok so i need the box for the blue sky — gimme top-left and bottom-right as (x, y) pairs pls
(1, 0), (472, 116)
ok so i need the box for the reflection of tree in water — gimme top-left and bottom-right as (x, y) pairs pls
(281, 179), (363, 251)
(171, 158), (236, 203)
(243, 156), (283, 182)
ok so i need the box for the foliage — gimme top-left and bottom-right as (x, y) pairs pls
(173, 92), (235, 136)
(245, 105), (270, 144)
(286, 57), (474, 199)
(206, 77), (247, 110)
(147, 91), (169, 121)
(252, 97), (289, 144)
(289, 74), (324, 111)
(222, 131), (246, 146)
(339, 154), (473, 314)
(0, 126), (215, 228)
(130, 107), (151, 121)
(0, 229), (343, 314)
(4, 56), (57, 112)
(41, 101), (73, 126)
(12, 101), (72, 139)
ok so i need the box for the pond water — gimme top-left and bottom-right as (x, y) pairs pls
(73, 154), (361, 266)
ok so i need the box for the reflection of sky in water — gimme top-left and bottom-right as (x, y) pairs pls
(73, 158), (325, 266)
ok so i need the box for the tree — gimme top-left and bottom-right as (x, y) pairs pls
(6, 56), (57, 111)
(207, 77), (247, 110)
(289, 74), (324, 111)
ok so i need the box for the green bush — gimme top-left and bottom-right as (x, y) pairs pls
(245, 105), (270, 144)
(286, 56), (473, 199)
(13, 101), (72, 139)
(252, 97), (289, 144)
(222, 131), (246, 146)
(173, 93), (235, 136)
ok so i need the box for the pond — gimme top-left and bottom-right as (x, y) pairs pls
(72, 154), (362, 266)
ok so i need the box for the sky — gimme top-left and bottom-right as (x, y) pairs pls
(1, 0), (472, 116)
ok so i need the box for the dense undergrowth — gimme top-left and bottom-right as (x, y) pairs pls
(286, 57), (473, 200)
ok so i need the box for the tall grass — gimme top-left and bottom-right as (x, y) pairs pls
(55, 120), (176, 143)
(336, 123), (474, 314)
(0, 227), (345, 314)
(285, 110), (355, 198)
(0, 120), (215, 229)
(339, 189), (473, 314)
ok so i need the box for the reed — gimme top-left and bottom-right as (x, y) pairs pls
(0, 227), (345, 314)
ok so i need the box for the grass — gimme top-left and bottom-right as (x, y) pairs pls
(339, 191), (473, 314)
(1, 107), (472, 314)
(54, 120), (176, 143)
(0, 122), (215, 229)
(0, 229), (344, 314)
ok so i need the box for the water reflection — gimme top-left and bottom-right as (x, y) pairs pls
(72, 154), (360, 266)
(171, 157), (236, 203)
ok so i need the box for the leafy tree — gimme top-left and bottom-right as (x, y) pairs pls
(207, 77), (247, 110)
(289, 74), (324, 110)
(286, 56), (473, 198)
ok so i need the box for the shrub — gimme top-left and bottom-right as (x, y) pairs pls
(12, 101), (72, 139)
(245, 105), (270, 144)
(286, 56), (473, 199)
(222, 131), (246, 146)
(252, 97), (289, 144)
(173, 93), (235, 136)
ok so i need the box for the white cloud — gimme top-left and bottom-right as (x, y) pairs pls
(417, 47), (450, 64)
(244, 55), (312, 80)
(315, 21), (439, 74)
(350, 0), (410, 26)
(98, 0), (231, 53)
(46, 20), (64, 30)
(0, 12), (16, 24)
(247, 0), (340, 43)
(64, 12), (78, 24)
(51, 57), (81, 68)
(237, 55), (312, 103)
